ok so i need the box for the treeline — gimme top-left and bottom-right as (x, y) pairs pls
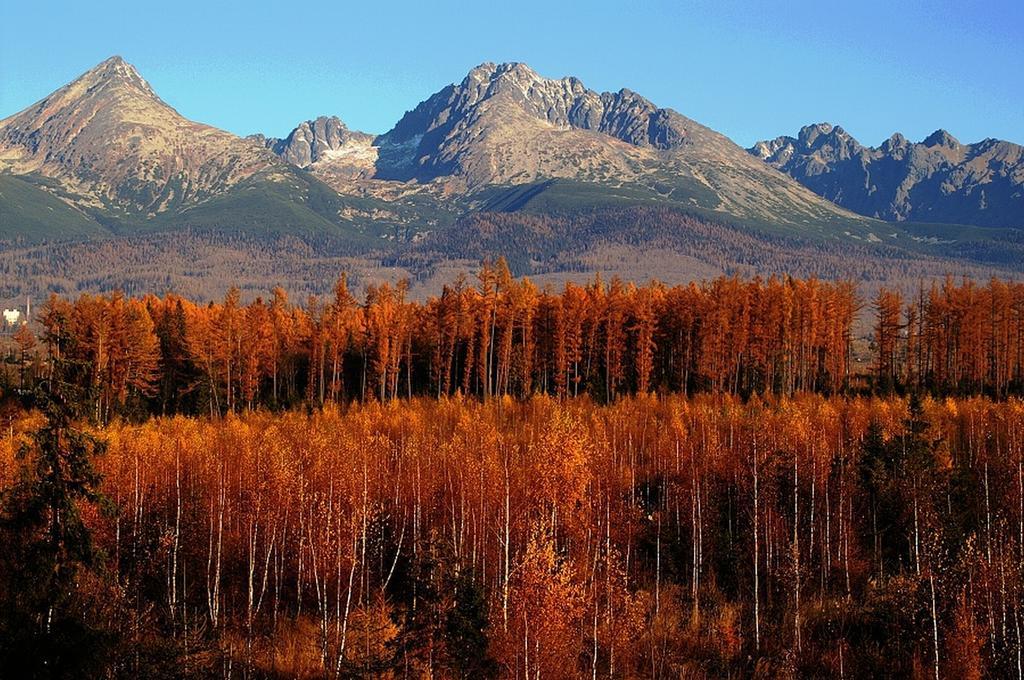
(3, 394), (1023, 677)
(10, 266), (1024, 419)
(22, 264), (859, 418)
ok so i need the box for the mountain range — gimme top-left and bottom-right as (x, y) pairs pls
(750, 123), (1023, 228)
(0, 56), (1021, 302)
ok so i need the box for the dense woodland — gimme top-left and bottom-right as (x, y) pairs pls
(1, 269), (1024, 678)
(2, 392), (1024, 678)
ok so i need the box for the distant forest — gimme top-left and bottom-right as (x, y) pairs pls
(1, 207), (1021, 307)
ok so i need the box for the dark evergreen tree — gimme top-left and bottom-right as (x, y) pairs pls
(392, 532), (498, 678)
(152, 298), (200, 414)
(445, 569), (498, 679)
(0, 369), (112, 677)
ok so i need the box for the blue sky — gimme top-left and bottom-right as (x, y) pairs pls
(2, 0), (1021, 147)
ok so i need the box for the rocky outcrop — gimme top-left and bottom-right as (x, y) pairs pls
(260, 116), (377, 173)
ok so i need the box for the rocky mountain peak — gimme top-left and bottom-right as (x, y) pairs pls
(0, 56), (275, 215)
(796, 123), (857, 151)
(922, 129), (960, 149)
(751, 123), (862, 168)
(886, 131), (908, 145)
(73, 55), (157, 99)
(464, 61), (541, 86)
(797, 122), (834, 143)
(0, 55), (162, 134)
(451, 61), (584, 115)
(270, 115), (350, 165)
(92, 55), (136, 76)
(373, 62), (697, 184)
(878, 132), (910, 159)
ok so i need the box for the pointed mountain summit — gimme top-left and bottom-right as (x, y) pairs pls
(0, 55), (277, 218)
(70, 55), (157, 96)
(750, 125), (1024, 227)
(750, 123), (864, 166)
(922, 129), (960, 149)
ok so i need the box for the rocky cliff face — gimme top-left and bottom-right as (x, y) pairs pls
(0, 56), (279, 217)
(751, 123), (1024, 227)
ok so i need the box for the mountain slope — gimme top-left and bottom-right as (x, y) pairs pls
(0, 174), (111, 242)
(750, 123), (1024, 228)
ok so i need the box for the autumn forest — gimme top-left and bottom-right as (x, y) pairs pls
(2, 266), (1024, 679)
